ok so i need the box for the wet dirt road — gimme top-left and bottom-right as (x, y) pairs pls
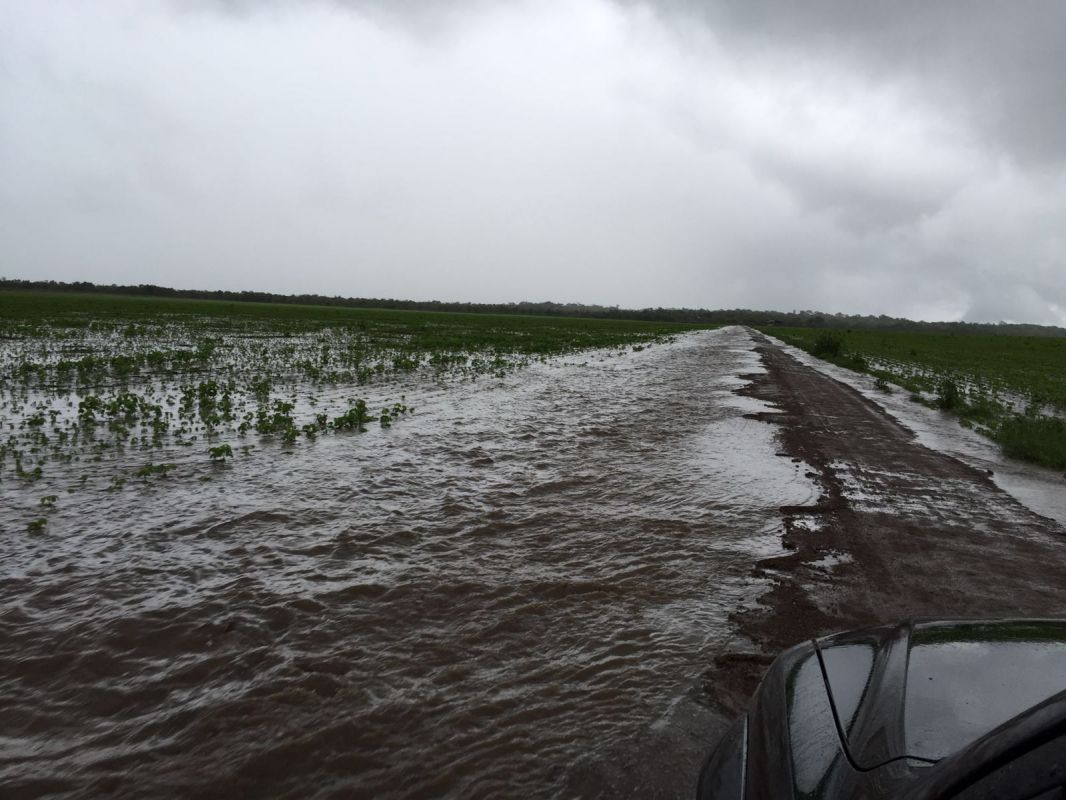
(4, 327), (1065, 799)
(703, 335), (1066, 721)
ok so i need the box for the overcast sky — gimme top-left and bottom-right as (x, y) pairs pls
(2, 1), (1065, 323)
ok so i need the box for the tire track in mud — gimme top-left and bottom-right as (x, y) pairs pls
(704, 333), (1066, 718)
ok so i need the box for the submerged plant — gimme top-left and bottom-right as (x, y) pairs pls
(936, 379), (962, 411)
(333, 400), (371, 432)
(135, 462), (175, 479)
(16, 462), (43, 482)
(209, 444), (233, 461)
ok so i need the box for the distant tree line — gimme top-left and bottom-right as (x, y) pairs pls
(3, 278), (1063, 337)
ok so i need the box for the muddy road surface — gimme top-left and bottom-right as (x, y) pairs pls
(3, 328), (1065, 799)
(701, 334), (1066, 721)
(571, 332), (1066, 798)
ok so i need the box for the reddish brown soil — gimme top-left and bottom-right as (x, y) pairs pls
(706, 336), (1066, 716)
(573, 334), (1066, 798)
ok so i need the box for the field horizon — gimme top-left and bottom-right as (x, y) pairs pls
(4, 279), (1065, 338)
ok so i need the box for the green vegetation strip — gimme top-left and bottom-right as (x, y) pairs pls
(764, 327), (1066, 469)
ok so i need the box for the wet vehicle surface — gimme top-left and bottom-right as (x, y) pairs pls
(699, 619), (1066, 799)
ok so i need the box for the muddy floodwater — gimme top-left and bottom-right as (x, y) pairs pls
(2, 327), (821, 798)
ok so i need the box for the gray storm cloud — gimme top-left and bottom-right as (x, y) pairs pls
(1, 0), (1064, 324)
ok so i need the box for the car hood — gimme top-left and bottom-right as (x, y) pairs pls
(816, 619), (1066, 767)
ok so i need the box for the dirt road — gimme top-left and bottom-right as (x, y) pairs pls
(709, 334), (1066, 716)
(577, 332), (1066, 798)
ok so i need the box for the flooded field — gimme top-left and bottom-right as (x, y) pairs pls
(1, 325), (816, 798)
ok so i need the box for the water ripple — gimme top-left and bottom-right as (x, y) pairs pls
(0, 327), (813, 798)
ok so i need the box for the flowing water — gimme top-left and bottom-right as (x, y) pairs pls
(1, 327), (818, 798)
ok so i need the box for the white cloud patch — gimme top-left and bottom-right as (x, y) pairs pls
(0, 0), (1063, 323)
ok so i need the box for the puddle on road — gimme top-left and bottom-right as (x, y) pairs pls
(808, 550), (854, 571)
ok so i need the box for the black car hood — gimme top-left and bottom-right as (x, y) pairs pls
(816, 619), (1066, 768)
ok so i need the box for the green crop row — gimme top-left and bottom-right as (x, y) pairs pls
(766, 327), (1066, 469)
(0, 290), (694, 354)
(0, 290), (706, 507)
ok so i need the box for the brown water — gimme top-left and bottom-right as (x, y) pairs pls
(1, 327), (816, 798)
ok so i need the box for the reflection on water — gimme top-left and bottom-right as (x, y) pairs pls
(1, 327), (814, 798)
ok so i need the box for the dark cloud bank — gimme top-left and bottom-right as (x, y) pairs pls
(1, 1), (1064, 324)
